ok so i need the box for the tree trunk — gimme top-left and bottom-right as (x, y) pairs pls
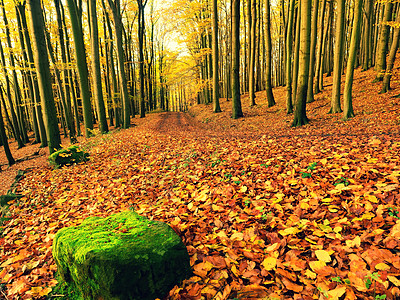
(107, 0), (131, 127)
(330, 0), (345, 114)
(374, 2), (393, 81)
(89, 0), (108, 133)
(0, 40), (24, 149)
(285, 0), (295, 114)
(306, 0), (319, 103)
(212, 0), (222, 112)
(362, 0), (373, 71)
(27, 0), (61, 154)
(292, 0), (311, 127)
(249, 0), (257, 106)
(246, 0), (251, 93)
(54, 0), (77, 142)
(1, 0), (29, 144)
(0, 89), (15, 166)
(265, 0), (275, 107)
(313, 0), (327, 95)
(15, 4), (40, 144)
(381, 11), (400, 93)
(137, 0), (148, 118)
(292, 9), (301, 105)
(343, 0), (363, 120)
(66, 0), (94, 137)
(232, 0), (243, 119)
(18, 3), (47, 147)
(44, 24), (76, 144)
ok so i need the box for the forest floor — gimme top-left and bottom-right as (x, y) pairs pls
(1, 66), (400, 300)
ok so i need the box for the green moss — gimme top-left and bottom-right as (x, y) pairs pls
(48, 146), (89, 168)
(0, 193), (22, 206)
(52, 211), (191, 300)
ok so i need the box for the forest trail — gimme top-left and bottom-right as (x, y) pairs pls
(150, 112), (206, 135)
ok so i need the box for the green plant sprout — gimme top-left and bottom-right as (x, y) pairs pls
(388, 207), (400, 219)
(330, 276), (350, 285)
(307, 162), (318, 170)
(334, 177), (350, 186)
(365, 272), (387, 300)
(300, 172), (312, 178)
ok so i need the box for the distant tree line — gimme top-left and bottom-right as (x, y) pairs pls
(173, 0), (399, 123)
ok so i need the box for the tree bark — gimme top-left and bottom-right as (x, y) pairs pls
(212, 0), (222, 112)
(107, 0), (131, 127)
(0, 88), (15, 166)
(89, 0), (109, 133)
(66, 0), (94, 137)
(292, 9), (301, 105)
(330, 0), (345, 114)
(265, 0), (275, 107)
(27, 0), (61, 154)
(285, 0), (295, 114)
(313, 0), (327, 95)
(137, 0), (148, 118)
(306, 0), (319, 103)
(381, 12), (400, 94)
(292, 0), (311, 127)
(232, 0), (243, 119)
(1, 0), (29, 144)
(54, 0), (77, 142)
(343, 0), (363, 120)
(15, 4), (40, 144)
(374, 2), (393, 81)
(0, 40), (24, 149)
(249, 0), (257, 106)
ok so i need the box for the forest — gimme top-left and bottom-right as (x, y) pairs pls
(0, 0), (400, 299)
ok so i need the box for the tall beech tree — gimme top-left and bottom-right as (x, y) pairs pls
(212, 0), (221, 113)
(27, 0), (61, 154)
(264, 0), (275, 107)
(15, 4), (40, 144)
(66, 0), (94, 137)
(60, 0), (81, 136)
(16, 2), (47, 147)
(54, 0), (76, 141)
(313, 0), (328, 95)
(107, 0), (131, 127)
(249, 0), (257, 106)
(374, 2), (393, 82)
(306, 0), (319, 103)
(231, 0), (243, 119)
(381, 12), (400, 94)
(0, 40), (24, 149)
(44, 24), (76, 143)
(89, 0), (109, 133)
(1, 0), (28, 144)
(0, 88), (14, 167)
(330, 0), (345, 114)
(343, 0), (363, 121)
(137, 0), (148, 118)
(285, 0), (295, 114)
(292, 0), (311, 127)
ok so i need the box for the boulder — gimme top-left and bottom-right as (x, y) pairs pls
(48, 146), (89, 168)
(0, 193), (22, 206)
(52, 211), (191, 300)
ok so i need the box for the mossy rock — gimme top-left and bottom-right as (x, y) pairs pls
(48, 146), (89, 168)
(0, 193), (22, 206)
(52, 211), (192, 300)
